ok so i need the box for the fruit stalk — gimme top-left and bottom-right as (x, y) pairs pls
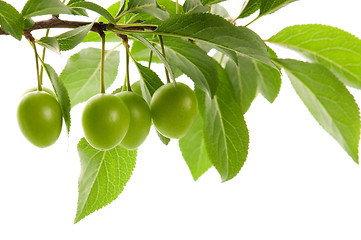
(39, 28), (50, 84)
(100, 31), (106, 94)
(176, 0), (179, 14)
(30, 40), (42, 91)
(123, 38), (131, 91)
(148, 47), (153, 68)
(158, 35), (171, 84)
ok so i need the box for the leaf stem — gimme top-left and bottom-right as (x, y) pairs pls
(39, 28), (50, 84)
(30, 41), (42, 91)
(176, 0), (179, 14)
(115, 10), (129, 22)
(245, 16), (260, 27)
(100, 31), (106, 94)
(158, 35), (171, 83)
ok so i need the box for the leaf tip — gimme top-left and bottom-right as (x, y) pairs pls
(352, 153), (359, 164)
(220, 176), (230, 183)
(73, 210), (87, 224)
(73, 216), (82, 224)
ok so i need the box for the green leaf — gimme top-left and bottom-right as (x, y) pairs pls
(195, 86), (206, 117)
(259, 0), (297, 16)
(153, 13), (275, 69)
(238, 0), (260, 19)
(24, 18), (34, 29)
(83, 32), (119, 43)
(132, 60), (164, 104)
(211, 4), (232, 21)
(155, 37), (218, 97)
(237, 0), (297, 20)
(212, 51), (228, 67)
(82, 2), (120, 42)
(275, 59), (360, 163)
(256, 47), (281, 102)
(131, 40), (161, 63)
(37, 37), (60, 54)
(224, 46), (281, 110)
(116, 0), (128, 17)
(38, 23), (93, 53)
(156, 131), (170, 145)
(201, 0), (226, 5)
(22, 0), (72, 18)
(111, 87), (123, 95)
(75, 138), (137, 223)
(0, 1), (24, 40)
(68, 1), (116, 24)
(132, 60), (170, 145)
(203, 63), (249, 182)
(60, 47), (120, 107)
(128, 34), (175, 82)
(98, 1), (121, 23)
(130, 41), (183, 78)
(127, 0), (169, 20)
(183, 0), (209, 14)
(225, 56), (258, 114)
(269, 24), (361, 90)
(179, 113), (212, 181)
(40, 63), (71, 133)
(157, 0), (183, 15)
(56, 23), (93, 51)
(68, 0), (88, 16)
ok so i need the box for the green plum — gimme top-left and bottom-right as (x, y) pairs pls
(116, 91), (151, 149)
(82, 93), (129, 151)
(17, 91), (63, 148)
(150, 82), (198, 139)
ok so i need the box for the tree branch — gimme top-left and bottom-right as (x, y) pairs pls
(0, 16), (156, 37)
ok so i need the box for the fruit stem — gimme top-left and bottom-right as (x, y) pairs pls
(123, 38), (132, 91)
(148, 48), (153, 68)
(39, 28), (50, 84)
(158, 35), (171, 83)
(176, 0), (179, 14)
(30, 40), (42, 91)
(100, 31), (106, 94)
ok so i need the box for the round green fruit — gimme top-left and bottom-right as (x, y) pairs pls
(17, 91), (63, 148)
(116, 91), (151, 149)
(82, 93), (130, 151)
(150, 82), (198, 139)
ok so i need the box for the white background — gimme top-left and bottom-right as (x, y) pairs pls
(1, 0), (361, 239)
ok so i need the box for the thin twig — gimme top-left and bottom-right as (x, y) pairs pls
(0, 16), (156, 36)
